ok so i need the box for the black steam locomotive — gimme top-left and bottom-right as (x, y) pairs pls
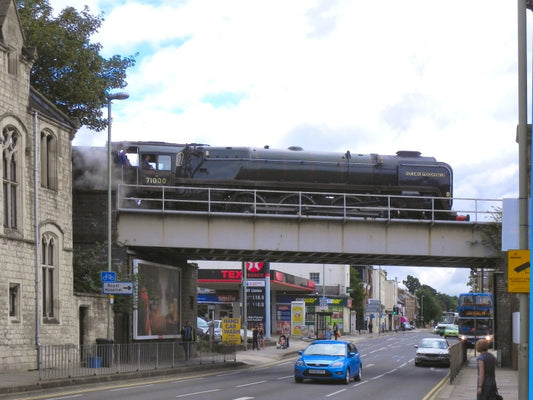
(112, 141), (461, 220)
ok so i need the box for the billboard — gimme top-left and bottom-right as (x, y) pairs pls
(133, 259), (181, 340)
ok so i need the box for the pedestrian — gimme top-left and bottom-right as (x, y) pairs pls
(333, 323), (339, 340)
(368, 320), (373, 333)
(181, 320), (196, 361)
(325, 325), (332, 339)
(476, 339), (498, 400)
(258, 323), (265, 349)
(252, 325), (259, 350)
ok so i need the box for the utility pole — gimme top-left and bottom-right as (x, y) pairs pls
(517, 2), (529, 398)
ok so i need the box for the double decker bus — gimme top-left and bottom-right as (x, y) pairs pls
(457, 293), (494, 347)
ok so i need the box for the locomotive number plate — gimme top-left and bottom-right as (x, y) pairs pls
(144, 177), (168, 185)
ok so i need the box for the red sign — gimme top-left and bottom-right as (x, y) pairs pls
(246, 262), (264, 272)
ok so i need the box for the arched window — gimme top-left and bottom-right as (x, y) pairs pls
(41, 130), (57, 190)
(2, 125), (19, 229)
(42, 234), (58, 320)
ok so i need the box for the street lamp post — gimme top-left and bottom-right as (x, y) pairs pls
(420, 295), (425, 328)
(106, 92), (129, 340)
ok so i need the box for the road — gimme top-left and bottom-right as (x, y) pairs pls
(7, 331), (454, 400)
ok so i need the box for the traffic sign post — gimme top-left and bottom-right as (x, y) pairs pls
(102, 282), (134, 295)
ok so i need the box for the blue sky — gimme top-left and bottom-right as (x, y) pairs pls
(50, 0), (530, 296)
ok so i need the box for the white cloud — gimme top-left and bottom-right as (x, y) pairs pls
(52, 0), (525, 296)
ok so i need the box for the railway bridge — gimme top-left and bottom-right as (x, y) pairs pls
(115, 185), (502, 268)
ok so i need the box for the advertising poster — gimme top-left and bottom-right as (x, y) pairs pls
(221, 317), (241, 344)
(291, 301), (306, 336)
(133, 259), (181, 340)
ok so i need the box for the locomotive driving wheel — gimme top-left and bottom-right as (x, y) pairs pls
(224, 192), (266, 214)
(275, 193), (315, 215)
(330, 195), (363, 217)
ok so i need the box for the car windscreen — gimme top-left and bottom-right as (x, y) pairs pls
(304, 343), (346, 356)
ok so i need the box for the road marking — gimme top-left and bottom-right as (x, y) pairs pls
(176, 389), (220, 397)
(277, 375), (293, 380)
(353, 380), (369, 387)
(325, 389), (346, 397)
(236, 380), (267, 388)
(365, 363), (375, 368)
(46, 395), (83, 400)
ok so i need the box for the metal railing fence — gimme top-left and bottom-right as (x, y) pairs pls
(449, 340), (468, 383)
(117, 184), (502, 224)
(38, 341), (237, 380)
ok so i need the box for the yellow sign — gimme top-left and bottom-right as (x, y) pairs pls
(221, 317), (242, 344)
(508, 249), (530, 293)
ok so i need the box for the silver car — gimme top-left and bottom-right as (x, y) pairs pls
(414, 337), (450, 367)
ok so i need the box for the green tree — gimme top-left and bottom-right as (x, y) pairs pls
(417, 286), (441, 325)
(403, 275), (421, 294)
(349, 267), (366, 329)
(73, 242), (134, 313)
(16, 0), (136, 131)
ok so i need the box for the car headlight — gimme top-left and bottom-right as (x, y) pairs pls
(295, 360), (305, 366)
(330, 361), (344, 368)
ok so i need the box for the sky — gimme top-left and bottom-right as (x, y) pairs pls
(49, 0), (531, 297)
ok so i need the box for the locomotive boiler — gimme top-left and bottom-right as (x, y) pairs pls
(112, 141), (459, 220)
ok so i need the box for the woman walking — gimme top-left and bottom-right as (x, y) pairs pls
(476, 339), (497, 400)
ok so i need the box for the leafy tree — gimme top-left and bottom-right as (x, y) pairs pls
(416, 286), (441, 325)
(16, 0), (136, 131)
(73, 242), (134, 313)
(349, 267), (366, 329)
(402, 275), (421, 294)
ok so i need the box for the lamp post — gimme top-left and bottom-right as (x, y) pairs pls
(420, 295), (425, 328)
(106, 92), (129, 340)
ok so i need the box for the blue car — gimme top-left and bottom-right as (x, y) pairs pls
(294, 340), (362, 384)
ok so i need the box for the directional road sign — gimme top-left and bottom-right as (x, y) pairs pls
(103, 282), (134, 295)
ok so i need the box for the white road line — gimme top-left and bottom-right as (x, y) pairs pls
(365, 363), (375, 368)
(176, 389), (220, 398)
(352, 380), (369, 387)
(277, 375), (293, 380)
(46, 395), (83, 400)
(235, 380), (267, 388)
(325, 389), (346, 397)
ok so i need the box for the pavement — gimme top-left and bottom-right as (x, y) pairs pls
(0, 330), (518, 399)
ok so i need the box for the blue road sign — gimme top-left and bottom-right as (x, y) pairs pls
(100, 271), (116, 283)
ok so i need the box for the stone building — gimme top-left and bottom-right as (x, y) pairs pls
(0, 0), (79, 371)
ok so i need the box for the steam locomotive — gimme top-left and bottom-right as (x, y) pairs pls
(112, 141), (462, 220)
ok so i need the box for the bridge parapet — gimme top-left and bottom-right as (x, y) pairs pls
(116, 185), (501, 268)
(116, 184), (501, 224)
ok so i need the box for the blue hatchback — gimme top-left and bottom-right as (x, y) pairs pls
(294, 340), (362, 384)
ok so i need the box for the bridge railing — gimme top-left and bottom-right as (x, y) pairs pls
(116, 184), (502, 224)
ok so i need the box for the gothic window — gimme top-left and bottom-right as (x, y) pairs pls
(8, 46), (17, 76)
(9, 283), (20, 320)
(2, 125), (19, 230)
(41, 130), (58, 190)
(42, 234), (58, 321)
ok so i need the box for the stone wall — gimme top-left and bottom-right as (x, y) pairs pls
(0, 0), (78, 371)
(76, 293), (109, 346)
